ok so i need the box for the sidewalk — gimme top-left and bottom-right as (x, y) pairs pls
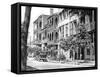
(27, 59), (95, 70)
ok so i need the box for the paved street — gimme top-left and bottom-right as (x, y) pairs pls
(27, 58), (95, 70)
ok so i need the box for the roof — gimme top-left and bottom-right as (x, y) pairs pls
(47, 12), (59, 19)
(33, 14), (49, 23)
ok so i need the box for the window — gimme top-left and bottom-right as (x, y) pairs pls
(48, 34), (49, 40)
(59, 15), (61, 22)
(59, 26), (64, 37)
(37, 22), (38, 29)
(66, 26), (68, 37)
(80, 16), (85, 23)
(63, 10), (66, 19)
(37, 34), (38, 40)
(50, 19), (51, 24)
(85, 15), (90, 31)
(60, 14), (62, 21)
(39, 34), (41, 40)
(70, 22), (73, 35)
(49, 19), (52, 26)
(55, 32), (58, 39)
(70, 22), (75, 35)
(52, 18), (53, 25)
(52, 32), (53, 40)
(66, 11), (68, 18)
(85, 15), (90, 24)
(72, 21), (77, 35)
(87, 48), (90, 55)
(39, 22), (42, 29)
(62, 13), (64, 20)
(55, 17), (58, 25)
(59, 27), (61, 32)
(62, 26), (64, 37)
(50, 33), (51, 41)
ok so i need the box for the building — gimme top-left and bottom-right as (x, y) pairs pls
(32, 8), (95, 61)
(43, 11), (59, 50)
(33, 14), (49, 49)
(33, 9), (59, 51)
(57, 9), (80, 60)
(57, 9), (95, 61)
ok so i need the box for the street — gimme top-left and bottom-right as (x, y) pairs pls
(27, 58), (95, 70)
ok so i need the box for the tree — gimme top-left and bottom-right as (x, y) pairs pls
(21, 6), (31, 70)
(27, 46), (42, 57)
(59, 23), (91, 52)
(76, 24), (91, 46)
(59, 36), (73, 51)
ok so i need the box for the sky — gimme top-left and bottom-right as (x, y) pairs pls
(21, 6), (61, 44)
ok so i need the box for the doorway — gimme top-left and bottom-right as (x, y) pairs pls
(81, 46), (85, 60)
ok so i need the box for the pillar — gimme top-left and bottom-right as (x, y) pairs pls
(73, 50), (75, 61)
(80, 47), (81, 60)
(76, 47), (79, 60)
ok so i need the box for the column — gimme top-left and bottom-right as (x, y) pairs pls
(80, 48), (81, 60)
(73, 50), (75, 61)
(77, 47), (79, 60)
(76, 47), (79, 60)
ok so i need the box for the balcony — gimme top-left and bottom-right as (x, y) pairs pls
(41, 38), (48, 43)
(32, 39), (42, 45)
(34, 29), (38, 34)
(34, 28), (43, 34)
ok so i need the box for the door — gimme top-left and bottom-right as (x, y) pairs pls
(81, 47), (85, 60)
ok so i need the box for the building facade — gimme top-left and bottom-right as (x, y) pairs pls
(57, 9), (95, 61)
(33, 8), (95, 61)
(33, 15), (49, 49)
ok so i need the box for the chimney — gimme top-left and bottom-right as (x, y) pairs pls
(50, 8), (53, 15)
